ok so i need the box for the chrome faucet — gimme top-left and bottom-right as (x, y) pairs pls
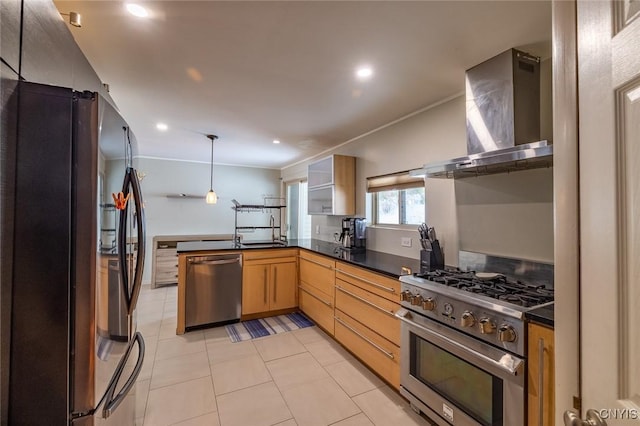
(270, 215), (275, 241)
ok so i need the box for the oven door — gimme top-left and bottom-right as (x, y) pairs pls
(396, 308), (525, 426)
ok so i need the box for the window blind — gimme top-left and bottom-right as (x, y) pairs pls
(366, 170), (424, 193)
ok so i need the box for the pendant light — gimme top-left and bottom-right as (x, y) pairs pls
(205, 134), (218, 204)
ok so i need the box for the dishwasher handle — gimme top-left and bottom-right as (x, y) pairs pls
(188, 257), (241, 266)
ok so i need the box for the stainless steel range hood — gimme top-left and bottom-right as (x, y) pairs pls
(414, 49), (553, 179)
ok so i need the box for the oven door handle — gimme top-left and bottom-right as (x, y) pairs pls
(395, 309), (524, 377)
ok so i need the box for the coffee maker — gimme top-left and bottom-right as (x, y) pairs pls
(339, 218), (366, 251)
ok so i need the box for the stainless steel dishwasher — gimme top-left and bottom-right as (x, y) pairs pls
(185, 253), (242, 328)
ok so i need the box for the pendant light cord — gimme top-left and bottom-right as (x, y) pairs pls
(210, 139), (214, 190)
(207, 134), (218, 191)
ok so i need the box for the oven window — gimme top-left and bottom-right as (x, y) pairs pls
(410, 334), (503, 426)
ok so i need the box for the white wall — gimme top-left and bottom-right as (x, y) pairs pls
(121, 158), (281, 284)
(281, 69), (555, 266)
(281, 96), (466, 263)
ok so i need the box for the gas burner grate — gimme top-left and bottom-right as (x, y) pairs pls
(414, 269), (554, 307)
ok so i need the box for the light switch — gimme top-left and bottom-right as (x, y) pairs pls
(401, 237), (412, 247)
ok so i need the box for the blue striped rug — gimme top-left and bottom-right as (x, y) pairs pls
(225, 312), (314, 343)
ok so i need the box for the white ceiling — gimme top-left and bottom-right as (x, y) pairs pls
(55, 1), (551, 169)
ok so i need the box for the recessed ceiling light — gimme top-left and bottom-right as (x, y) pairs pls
(355, 66), (373, 80)
(156, 123), (168, 131)
(273, 139), (280, 144)
(126, 3), (149, 18)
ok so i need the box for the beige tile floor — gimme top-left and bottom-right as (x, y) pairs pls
(135, 284), (431, 426)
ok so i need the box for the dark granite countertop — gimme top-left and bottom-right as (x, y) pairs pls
(525, 303), (554, 328)
(294, 239), (420, 279)
(176, 238), (420, 279)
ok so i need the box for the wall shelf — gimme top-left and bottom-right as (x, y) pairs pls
(231, 198), (285, 211)
(166, 193), (205, 199)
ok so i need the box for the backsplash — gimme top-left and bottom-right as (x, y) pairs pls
(455, 168), (554, 263)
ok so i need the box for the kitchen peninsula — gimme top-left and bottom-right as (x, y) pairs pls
(175, 239), (420, 389)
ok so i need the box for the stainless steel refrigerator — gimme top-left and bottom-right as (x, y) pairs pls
(3, 81), (146, 424)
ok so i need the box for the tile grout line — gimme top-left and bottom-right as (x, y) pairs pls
(294, 328), (383, 425)
(268, 332), (305, 426)
(166, 409), (218, 426)
(140, 285), (426, 426)
(137, 286), (166, 425)
(204, 322), (223, 426)
(273, 331), (364, 426)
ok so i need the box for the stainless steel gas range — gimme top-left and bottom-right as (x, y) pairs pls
(396, 251), (553, 426)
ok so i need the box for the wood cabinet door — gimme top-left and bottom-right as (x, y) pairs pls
(528, 323), (554, 426)
(242, 263), (269, 314)
(270, 261), (297, 310)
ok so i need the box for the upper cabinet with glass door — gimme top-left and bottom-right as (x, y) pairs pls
(307, 155), (355, 215)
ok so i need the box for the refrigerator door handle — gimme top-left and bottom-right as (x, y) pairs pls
(101, 332), (146, 418)
(118, 169), (132, 312)
(128, 167), (145, 315)
(117, 167), (146, 316)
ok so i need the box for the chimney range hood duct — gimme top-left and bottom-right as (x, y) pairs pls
(414, 48), (553, 179)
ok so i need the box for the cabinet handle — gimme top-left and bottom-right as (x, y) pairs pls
(302, 257), (333, 270)
(273, 267), (277, 303)
(188, 258), (240, 266)
(263, 267), (268, 305)
(335, 285), (396, 317)
(538, 337), (544, 426)
(299, 285), (332, 307)
(335, 269), (396, 294)
(334, 316), (394, 360)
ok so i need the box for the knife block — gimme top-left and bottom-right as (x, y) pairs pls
(420, 244), (444, 273)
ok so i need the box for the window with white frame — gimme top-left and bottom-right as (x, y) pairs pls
(367, 171), (425, 226)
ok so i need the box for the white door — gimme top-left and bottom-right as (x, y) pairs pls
(571, 0), (640, 424)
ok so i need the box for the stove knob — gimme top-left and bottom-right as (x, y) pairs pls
(498, 324), (517, 342)
(479, 318), (496, 334)
(460, 311), (476, 327)
(411, 295), (424, 306)
(421, 297), (436, 311)
(400, 291), (412, 302)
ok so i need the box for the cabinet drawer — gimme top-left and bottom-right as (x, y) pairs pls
(299, 284), (334, 335)
(299, 251), (335, 295)
(334, 310), (400, 389)
(243, 249), (298, 261)
(155, 270), (179, 282)
(335, 279), (400, 346)
(156, 257), (179, 268)
(335, 262), (400, 303)
(299, 250), (335, 268)
(156, 248), (178, 259)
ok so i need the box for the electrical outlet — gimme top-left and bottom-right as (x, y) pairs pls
(401, 237), (412, 247)
(315, 225), (320, 235)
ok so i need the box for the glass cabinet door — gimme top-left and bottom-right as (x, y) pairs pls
(308, 186), (334, 215)
(307, 156), (333, 187)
